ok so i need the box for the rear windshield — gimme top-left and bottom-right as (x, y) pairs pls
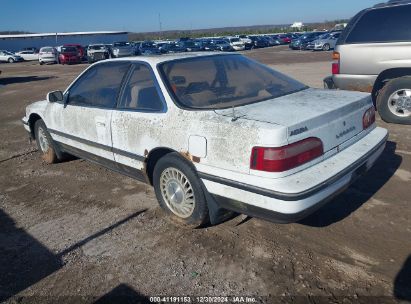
(345, 5), (411, 44)
(114, 42), (129, 47)
(61, 47), (77, 52)
(158, 54), (307, 110)
(41, 47), (53, 52)
(89, 45), (105, 50)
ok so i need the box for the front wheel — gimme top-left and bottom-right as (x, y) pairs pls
(322, 43), (330, 51)
(153, 153), (209, 228)
(8, 58), (14, 63)
(34, 120), (59, 163)
(377, 77), (411, 125)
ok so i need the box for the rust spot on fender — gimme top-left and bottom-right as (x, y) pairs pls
(180, 151), (201, 163)
(347, 85), (373, 93)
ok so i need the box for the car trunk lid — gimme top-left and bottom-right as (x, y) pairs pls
(214, 88), (372, 152)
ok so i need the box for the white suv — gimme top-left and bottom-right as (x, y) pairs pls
(39, 47), (58, 65)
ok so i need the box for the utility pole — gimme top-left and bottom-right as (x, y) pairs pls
(158, 13), (162, 40)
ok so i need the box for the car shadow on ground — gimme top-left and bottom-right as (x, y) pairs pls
(299, 140), (401, 227)
(94, 284), (150, 304)
(0, 76), (56, 85)
(0, 208), (146, 302)
(394, 255), (411, 301)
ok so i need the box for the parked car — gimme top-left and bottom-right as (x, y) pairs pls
(0, 50), (23, 63)
(306, 32), (341, 51)
(226, 37), (246, 51)
(111, 42), (134, 58)
(159, 42), (186, 54)
(63, 44), (85, 60)
(58, 46), (81, 64)
(278, 34), (292, 44)
(137, 41), (161, 55)
(15, 50), (39, 61)
(22, 53), (387, 227)
(87, 44), (110, 63)
(325, 0), (411, 124)
(213, 39), (233, 51)
(180, 40), (202, 52)
(249, 36), (269, 48)
(237, 35), (253, 49)
(289, 32), (326, 50)
(39, 47), (58, 65)
(21, 47), (39, 53)
(262, 36), (281, 47)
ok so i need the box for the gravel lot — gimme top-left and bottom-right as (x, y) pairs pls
(0, 46), (410, 303)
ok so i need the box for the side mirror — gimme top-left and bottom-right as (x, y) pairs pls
(47, 90), (63, 103)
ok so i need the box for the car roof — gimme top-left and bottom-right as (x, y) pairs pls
(103, 52), (233, 65)
(372, 0), (411, 8)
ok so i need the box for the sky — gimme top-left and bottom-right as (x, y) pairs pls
(0, 0), (382, 33)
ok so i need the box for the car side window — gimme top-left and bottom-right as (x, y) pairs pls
(68, 62), (130, 108)
(118, 63), (165, 112)
(346, 5), (411, 43)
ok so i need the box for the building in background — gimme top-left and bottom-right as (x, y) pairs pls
(290, 22), (304, 30)
(0, 31), (129, 51)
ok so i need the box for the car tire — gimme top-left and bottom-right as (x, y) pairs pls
(377, 77), (411, 125)
(153, 152), (209, 228)
(34, 120), (59, 164)
(322, 44), (330, 51)
(39, 61), (44, 65)
(8, 58), (14, 63)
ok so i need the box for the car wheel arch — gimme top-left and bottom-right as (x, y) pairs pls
(373, 68), (411, 104)
(145, 147), (202, 185)
(28, 113), (44, 139)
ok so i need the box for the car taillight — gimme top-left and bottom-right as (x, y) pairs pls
(250, 138), (324, 173)
(332, 51), (340, 75)
(363, 107), (376, 130)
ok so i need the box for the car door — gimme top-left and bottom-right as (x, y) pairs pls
(45, 61), (131, 163)
(0, 51), (6, 62)
(110, 62), (167, 179)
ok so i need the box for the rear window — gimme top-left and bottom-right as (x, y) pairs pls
(61, 47), (77, 52)
(345, 5), (411, 43)
(158, 54), (307, 110)
(41, 47), (53, 52)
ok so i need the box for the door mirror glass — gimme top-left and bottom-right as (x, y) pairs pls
(47, 90), (63, 103)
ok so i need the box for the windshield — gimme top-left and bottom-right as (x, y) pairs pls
(230, 38), (240, 42)
(159, 54), (307, 110)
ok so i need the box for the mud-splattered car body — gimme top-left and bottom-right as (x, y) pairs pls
(22, 53), (388, 224)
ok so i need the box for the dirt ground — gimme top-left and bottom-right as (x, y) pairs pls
(0, 46), (410, 303)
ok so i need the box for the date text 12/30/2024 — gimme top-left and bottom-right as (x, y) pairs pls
(149, 296), (257, 303)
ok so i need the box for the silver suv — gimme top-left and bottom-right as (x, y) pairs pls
(324, 0), (411, 125)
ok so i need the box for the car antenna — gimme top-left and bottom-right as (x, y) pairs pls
(231, 105), (245, 122)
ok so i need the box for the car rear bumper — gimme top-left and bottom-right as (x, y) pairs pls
(332, 74), (377, 92)
(200, 127), (388, 223)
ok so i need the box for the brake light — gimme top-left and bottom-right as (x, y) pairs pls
(363, 107), (376, 130)
(332, 51), (340, 75)
(250, 138), (324, 173)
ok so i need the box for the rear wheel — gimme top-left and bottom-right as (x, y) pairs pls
(34, 120), (59, 164)
(153, 153), (209, 228)
(377, 77), (411, 125)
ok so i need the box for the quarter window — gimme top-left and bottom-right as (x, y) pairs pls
(68, 62), (130, 108)
(118, 64), (164, 112)
(346, 5), (411, 44)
